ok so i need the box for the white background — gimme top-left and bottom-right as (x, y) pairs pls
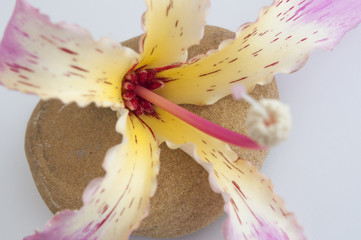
(0, 0), (361, 239)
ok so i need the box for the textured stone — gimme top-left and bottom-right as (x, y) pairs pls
(25, 26), (279, 238)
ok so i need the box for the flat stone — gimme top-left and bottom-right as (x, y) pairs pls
(25, 26), (279, 238)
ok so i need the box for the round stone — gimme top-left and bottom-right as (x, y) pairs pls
(25, 26), (279, 238)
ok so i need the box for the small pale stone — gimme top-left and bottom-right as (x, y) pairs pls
(25, 26), (279, 238)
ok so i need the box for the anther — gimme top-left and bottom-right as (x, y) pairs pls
(122, 91), (136, 101)
(125, 72), (138, 84)
(137, 70), (149, 84)
(145, 69), (157, 81)
(124, 98), (139, 111)
(147, 80), (165, 90)
(139, 99), (154, 114)
(133, 107), (144, 116)
(122, 81), (136, 91)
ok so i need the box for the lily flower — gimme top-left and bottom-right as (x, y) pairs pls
(0, 0), (360, 239)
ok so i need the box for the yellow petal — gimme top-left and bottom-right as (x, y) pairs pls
(155, 0), (361, 105)
(137, 0), (210, 69)
(0, 0), (138, 108)
(25, 110), (160, 240)
(140, 107), (305, 239)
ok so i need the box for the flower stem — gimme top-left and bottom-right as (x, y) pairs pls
(134, 86), (265, 150)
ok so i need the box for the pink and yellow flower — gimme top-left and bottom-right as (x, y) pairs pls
(0, 0), (360, 239)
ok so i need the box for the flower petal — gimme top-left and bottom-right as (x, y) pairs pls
(136, 0), (210, 69)
(155, 0), (361, 105)
(141, 107), (305, 240)
(25, 110), (160, 240)
(0, 0), (138, 108)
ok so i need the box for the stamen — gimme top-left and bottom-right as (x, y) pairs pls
(122, 91), (136, 100)
(138, 69), (149, 84)
(134, 85), (264, 150)
(122, 69), (165, 116)
(147, 80), (164, 90)
(122, 81), (136, 91)
(124, 98), (138, 111)
(125, 72), (138, 83)
(139, 99), (154, 114)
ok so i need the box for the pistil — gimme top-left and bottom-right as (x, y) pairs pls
(122, 70), (289, 149)
(134, 85), (264, 150)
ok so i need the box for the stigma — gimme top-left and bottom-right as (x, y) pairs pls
(232, 84), (291, 147)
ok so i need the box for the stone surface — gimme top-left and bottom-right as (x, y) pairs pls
(25, 26), (279, 238)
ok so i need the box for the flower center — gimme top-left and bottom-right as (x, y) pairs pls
(122, 69), (164, 116)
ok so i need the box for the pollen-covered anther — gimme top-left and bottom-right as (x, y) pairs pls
(124, 72), (138, 83)
(139, 98), (154, 114)
(147, 80), (165, 90)
(122, 81), (136, 91)
(122, 91), (136, 100)
(124, 98), (139, 111)
(246, 99), (291, 147)
(137, 69), (157, 84)
(133, 107), (144, 116)
(137, 70), (148, 84)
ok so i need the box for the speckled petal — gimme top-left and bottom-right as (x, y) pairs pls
(140, 107), (305, 240)
(25, 110), (160, 240)
(136, 0), (210, 69)
(155, 0), (361, 105)
(0, 0), (138, 108)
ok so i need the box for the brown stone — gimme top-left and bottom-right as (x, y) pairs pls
(25, 26), (279, 238)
